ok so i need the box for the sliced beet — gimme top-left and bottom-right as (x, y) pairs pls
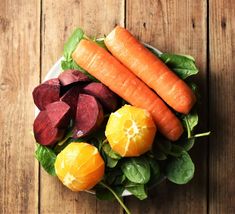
(32, 78), (60, 110)
(45, 101), (71, 128)
(60, 86), (80, 118)
(58, 69), (90, 86)
(33, 111), (64, 146)
(82, 82), (118, 111)
(73, 94), (104, 138)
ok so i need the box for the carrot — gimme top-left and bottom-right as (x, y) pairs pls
(72, 39), (183, 141)
(104, 26), (196, 114)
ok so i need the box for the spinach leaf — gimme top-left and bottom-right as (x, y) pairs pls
(95, 185), (124, 201)
(95, 38), (108, 50)
(106, 156), (119, 168)
(148, 158), (160, 179)
(159, 53), (198, 79)
(104, 168), (124, 185)
(61, 59), (98, 82)
(113, 174), (126, 185)
(64, 28), (84, 61)
(35, 144), (57, 176)
(99, 182), (131, 214)
(125, 181), (147, 200)
(102, 143), (121, 160)
(156, 138), (172, 154)
(182, 111), (198, 138)
(166, 151), (195, 184)
(154, 149), (167, 160)
(188, 82), (198, 93)
(147, 158), (163, 187)
(121, 157), (150, 184)
(101, 142), (121, 168)
(179, 137), (196, 152)
(168, 144), (185, 157)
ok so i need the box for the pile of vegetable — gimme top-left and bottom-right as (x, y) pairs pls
(33, 26), (210, 214)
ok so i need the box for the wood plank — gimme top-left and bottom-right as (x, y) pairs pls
(209, 0), (235, 213)
(125, 0), (208, 213)
(40, 0), (124, 213)
(0, 0), (40, 213)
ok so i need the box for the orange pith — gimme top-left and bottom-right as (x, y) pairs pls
(54, 142), (105, 191)
(105, 105), (157, 157)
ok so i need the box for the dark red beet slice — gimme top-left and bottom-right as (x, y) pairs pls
(60, 86), (80, 118)
(73, 94), (104, 138)
(32, 78), (60, 110)
(58, 69), (90, 86)
(45, 101), (71, 128)
(82, 82), (118, 111)
(33, 111), (64, 146)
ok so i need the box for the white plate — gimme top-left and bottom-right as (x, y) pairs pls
(35, 43), (162, 197)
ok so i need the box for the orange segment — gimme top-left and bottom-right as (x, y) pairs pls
(54, 142), (105, 192)
(105, 105), (157, 157)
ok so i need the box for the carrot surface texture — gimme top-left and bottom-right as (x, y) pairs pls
(72, 39), (183, 141)
(104, 26), (196, 114)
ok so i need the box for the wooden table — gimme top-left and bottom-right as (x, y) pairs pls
(0, 0), (234, 213)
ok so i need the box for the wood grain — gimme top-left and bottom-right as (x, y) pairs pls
(0, 0), (40, 213)
(209, 0), (235, 213)
(40, 0), (124, 213)
(125, 0), (208, 213)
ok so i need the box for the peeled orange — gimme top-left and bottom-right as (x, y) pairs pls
(105, 105), (156, 157)
(54, 142), (105, 191)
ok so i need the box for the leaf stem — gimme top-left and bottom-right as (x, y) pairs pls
(83, 34), (92, 41)
(102, 139), (108, 144)
(193, 131), (211, 138)
(185, 118), (192, 138)
(99, 181), (131, 214)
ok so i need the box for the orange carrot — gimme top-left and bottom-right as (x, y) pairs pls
(104, 26), (196, 114)
(72, 39), (183, 141)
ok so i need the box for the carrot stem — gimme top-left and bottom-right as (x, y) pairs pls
(99, 181), (131, 214)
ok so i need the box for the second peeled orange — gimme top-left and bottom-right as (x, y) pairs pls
(105, 105), (157, 157)
(54, 142), (105, 191)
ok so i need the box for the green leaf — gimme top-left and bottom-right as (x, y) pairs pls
(104, 168), (124, 185)
(188, 82), (198, 93)
(168, 144), (185, 157)
(125, 181), (147, 200)
(154, 149), (167, 160)
(121, 157), (150, 184)
(95, 38), (108, 50)
(157, 138), (172, 154)
(113, 174), (126, 185)
(148, 158), (160, 179)
(147, 158), (163, 187)
(64, 28), (84, 61)
(61, 59), (98, 82)
(35, 144), (57, 176)
(99, 182), (131, 214)
(106, 156), (119, 168)
(95, 185), (124, 201)
(166, 151), (195, 184)
(159, 53), (199, 79)
(182, 111), (198, 138)
(179, 137), (196, 152)
(102, 143), (121, 160)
